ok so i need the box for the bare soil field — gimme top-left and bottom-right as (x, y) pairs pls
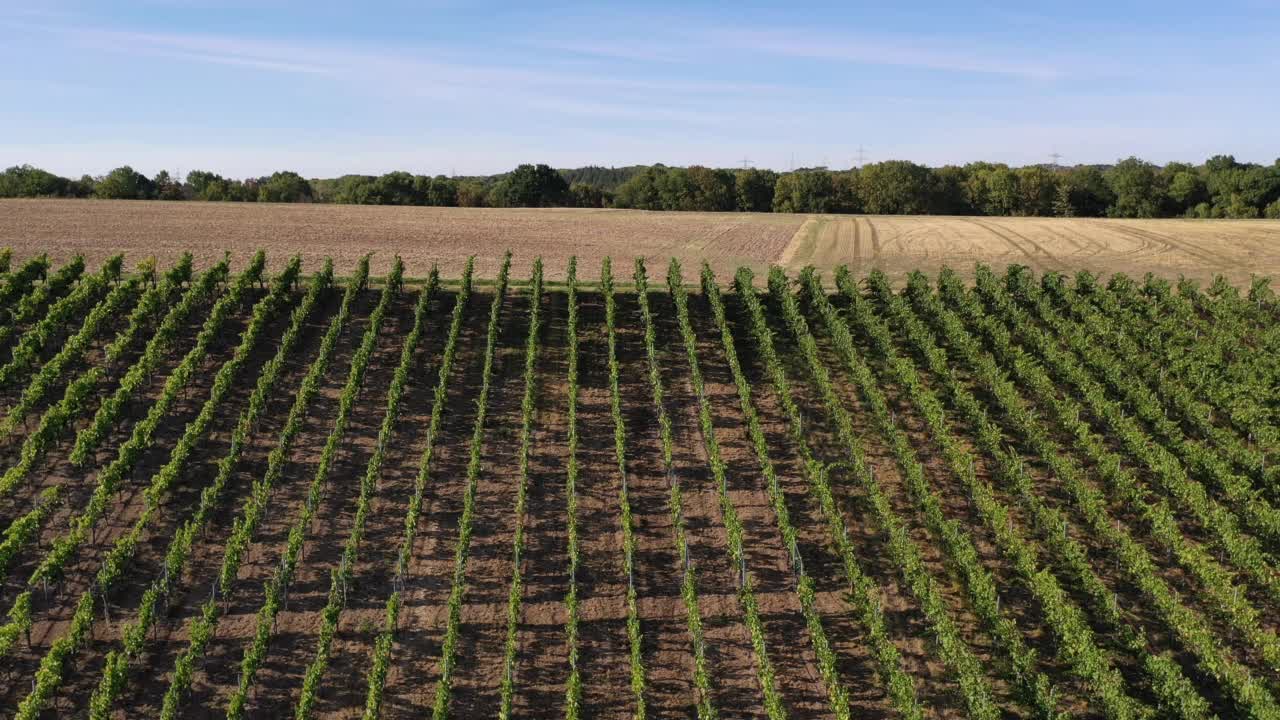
(2, 199), (1276, 284)
(0, 199), (803, 281)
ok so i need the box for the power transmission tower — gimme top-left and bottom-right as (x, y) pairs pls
(856, 145), (866, 167)
(740, 157), (754, 169)
(1049, 152), (1063, 167)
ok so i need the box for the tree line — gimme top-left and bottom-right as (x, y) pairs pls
(3, 157), (1278, 218)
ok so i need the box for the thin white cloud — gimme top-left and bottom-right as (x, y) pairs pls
(4, 19), (798, 136)
(706, 28), (1066, 80)
(14, 20), (792, 99)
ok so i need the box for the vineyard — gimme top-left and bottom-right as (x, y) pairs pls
(0, 249), (1278, 720)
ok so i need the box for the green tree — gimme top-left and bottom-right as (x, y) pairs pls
(655, 167), (694, 210)
(1015, 166), (1058, 216)
(328, 175), (380, 204)
(1164, 164), (1207, 214)
(153, 170), (185, 201)
(69, 175), (96, 198)
(490, 163), (569, 207)
(979, 165), (1019, 215)
(1206, 164), (1279, 216)
(1222, 194), (1260, 218)
(929, 165), (971, 214)
(1105, 157), (1164, 217)
(613, 167), (663, 210)
(1061, 166), (1113, 216)
(94, 166), (154, 200)
(455, 180), (487, 207)
(772, 170), (835, 213)
(257, 171), (313, 203)
(686, 166), (736, 211)
(425, 176), (458, 206)
(857, 160), (933, 214)
(187, 170), (254, 201)
(569, 182), (609, 208)
(734, 168), (778, 212)
(376, 171), (423, 205)
(1052, 183), (1075, 217)
(0, 165), (70, 197)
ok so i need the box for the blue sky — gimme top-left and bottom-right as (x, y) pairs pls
(2, 1), (1278, 177)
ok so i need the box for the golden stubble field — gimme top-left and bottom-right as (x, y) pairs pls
(2, 199), (1278, 283)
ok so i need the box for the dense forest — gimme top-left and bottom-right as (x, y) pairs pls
(3, 157), (1279, 219)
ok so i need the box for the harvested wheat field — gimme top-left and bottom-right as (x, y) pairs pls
(3, 199), (1279, 284)
(779, 214), (1280, 285)
(1, 248), (1279, 719)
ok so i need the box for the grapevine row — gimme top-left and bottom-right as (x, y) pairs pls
(0, 254), (86, 349)
(11, 256), (302, 719)
(632, 258), (717, 720)
(915, 268), (1280, 718)
(562, 256), (586, 719)
(69, 254), (241, 465)
(867, 268), (1218, 718)
(1001, 267), (1280, 548)
(294, 258), (429, 720)
(19, 253), (262, 594)
(158, 256), (369, 720)
(793, 268), (1083, 719)
(767, 266), (1001, 720)
(734, 267), (931, 719)
(0, 256), (240, 653)
(361, 258), (473, 720)
(223, 257), (396, 720)
(602, 257), (649, 719)
(0, 487), (60, 577)
(1078, 275), (1280, 493)
(495, 258), (544, 720)
(0, 254), (122, 388)
(87, 258), (333, 719)
(0, 255), (50, 319)
(840, 268), (1210, 718)
(0, 267), (144, 580)
(968, 267), (1280, 629)
(668, 259), (787, 720)
(0, 254), (195, 501)
(1058, 273), (1271, 478)
(430, 251), (511, 720)
(702, 264), (865, 720)
(932, 267), (1279, 623)
(0, 260), (143, 437)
